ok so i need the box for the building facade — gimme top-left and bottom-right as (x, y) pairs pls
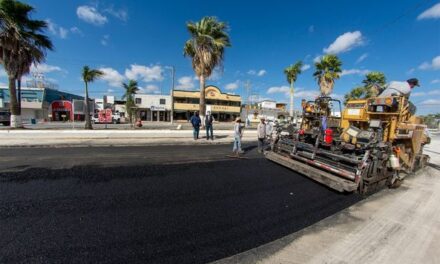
(134, 94), (171, 121)
(0, 85), (85, 123)
(173, 85), (241, 122)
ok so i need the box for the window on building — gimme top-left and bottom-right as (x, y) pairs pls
(160, 98), (166, 105)
(135, 98), (142, 104)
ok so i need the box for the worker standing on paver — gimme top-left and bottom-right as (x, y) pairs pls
(257, 117), (266, 153)
(190, 111), (201, 140)
(379, 78), (420, 114)
(379, 78), (420, 98)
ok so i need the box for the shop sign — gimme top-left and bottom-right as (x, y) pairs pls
(151, 105), (166, 111)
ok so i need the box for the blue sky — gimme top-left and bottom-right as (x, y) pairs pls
(1, 0), (440, 114)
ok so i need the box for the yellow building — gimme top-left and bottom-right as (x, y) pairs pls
(173, 85), (241, 122)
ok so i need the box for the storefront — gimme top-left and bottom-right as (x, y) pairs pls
(135, 94), (171, 122)
(173, 85), (241, 122)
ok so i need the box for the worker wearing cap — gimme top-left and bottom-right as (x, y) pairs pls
(379, 78), (420, 98)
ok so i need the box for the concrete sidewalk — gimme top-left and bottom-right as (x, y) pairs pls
(0, 129), (258, 147)
(214, 137), (440, 264)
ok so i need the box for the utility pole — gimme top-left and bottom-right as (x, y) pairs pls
(245, 80), (251, 126)
(168, 66), (175, 124)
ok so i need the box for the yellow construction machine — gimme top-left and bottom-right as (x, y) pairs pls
(266, 95), (430, 195)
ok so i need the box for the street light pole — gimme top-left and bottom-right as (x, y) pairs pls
(166, 66), (175, 124)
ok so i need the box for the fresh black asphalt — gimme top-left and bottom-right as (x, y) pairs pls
(0, 145), (361, 263)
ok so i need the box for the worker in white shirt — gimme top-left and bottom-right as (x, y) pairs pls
(379, 78), (420, 98)
(379, 78), (420, 115)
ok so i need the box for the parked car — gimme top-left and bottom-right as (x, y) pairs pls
(0, 110), (11, 126)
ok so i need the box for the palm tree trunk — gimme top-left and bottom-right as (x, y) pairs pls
(84, 81), (93, 130)
(199, 75), (206, 122)
(8, 77), (22, 128)
(289, 81), (294, 118)
(17, 78), (22, 115)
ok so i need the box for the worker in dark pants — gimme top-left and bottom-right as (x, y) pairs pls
(204, 111), (215, 140)
(190, 111), (201, 140)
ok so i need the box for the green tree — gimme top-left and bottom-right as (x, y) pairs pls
(183, 16), (231, 120)
(0, 0), (53, 128)
(344, 71), (387, 104)
(81, 66), (103, 130)
(284, 61), (303, 117)
(344, 86), (366, 104)
(122, 79), (139, 123)
(362, 71), (386, 97)
(313, 55), (342, 96)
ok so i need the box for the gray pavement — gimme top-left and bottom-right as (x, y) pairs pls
(0, 129), (258, 148)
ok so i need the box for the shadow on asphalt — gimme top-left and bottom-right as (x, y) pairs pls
(0, 155), (361, 263)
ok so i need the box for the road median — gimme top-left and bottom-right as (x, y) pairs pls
(0, 129), (257, 148)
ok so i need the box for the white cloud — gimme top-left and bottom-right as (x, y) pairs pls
(70, 27), (83, 36)
(323, 31), (364, 54)
(99, 67), (125, 87)
(225, 80), (240, 91)
(340, 69), (370, 76)
(419, 99), (440, 105)
(257, 70), (267, 76)
(407, 68), (416, 75)
(417, 3), (440, 20)
(125, 64), (164, 82)
(30, 63), (63, 73)
(176, 76), (195, 90)
(267, 86), (290, 95)
(208, 68), (222, 81)
(107, 88), (114, 93)
(142, 84), (160, 94)
(295, 88), (320, 99)
(104, 5), (128, 22)
(313, 55), (322, 63)
(411, 89), (440, 97)
(356, 53), (368, 64)
(101, 35), (109, 46)
(431, 79), (440, 84)
(59, 27), (68, 39)
(76, 5), (108, 26)
(418, 55), (440, 70)
(45, 19), (68, 39)
(301, 64), (311, 71)
(248, 69), (266, 77)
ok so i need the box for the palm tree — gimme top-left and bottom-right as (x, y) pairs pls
(313, 55), (342, 96)
(344, 86), (365, 104)
(81, 66), (103, 130)
(183, 16), (231, 120)
(362, 71), (386, 97)
(0, 0), (53, 128)
(344, 71), (387, 104)
(284, 61), (303, 118)
(122, 79), (139, 123)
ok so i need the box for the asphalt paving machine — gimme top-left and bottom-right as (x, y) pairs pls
(266, 95), (430, 194)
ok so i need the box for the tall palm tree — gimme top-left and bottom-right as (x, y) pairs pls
(0, 0), (53, 128)
(183, 16), (231, 120)
(122, 79), (139, 123)
(81, 66), (103, 130)
(284, 61), (303, 118)
(362, 71), (386, 97)
(313, 55), (342, 96)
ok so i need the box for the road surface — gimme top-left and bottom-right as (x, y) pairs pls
(0, 144), (360, 263)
